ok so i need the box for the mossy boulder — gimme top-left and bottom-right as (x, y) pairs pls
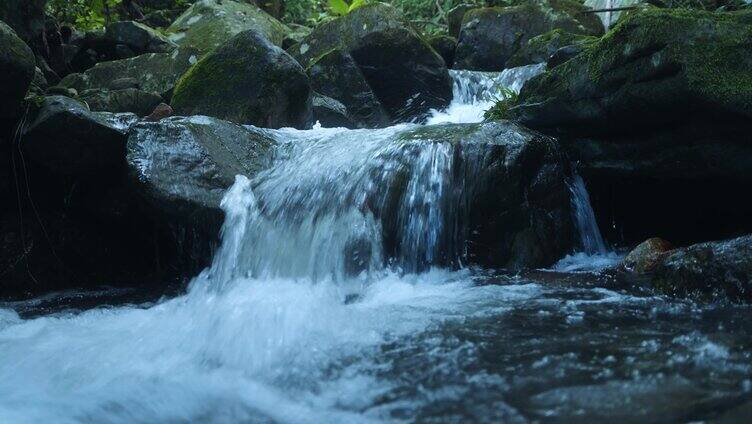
(167, 0), (289, 55)
(0, 21), (35, 122)
(105, 21), (177, 54)
(79, 88), (164, 116)
(171, 30), (311, 128)
(506, 29), (597, 67)
(59, 47), (200, 100)
(307, 48), (390, 128)
(289, 4), (452, 123)
(454, 0), (604, 71)
(650, 235), (752, 303)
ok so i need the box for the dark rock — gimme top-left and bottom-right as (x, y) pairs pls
(142, 9), (184, 29)
(651, 235), (752, 303)
(171, 30), (312, 129)
(253, 0), (285, 19)
(126, 115), (276, 234)
(79, 88), (163, 116)
(110, 77), (141, 90)
(0, 0), (46, 45)
(114, 44), (137, 60)
(306, 48), (390, 128)
(547, 43), (587, 69)
(428, 35), (458, 68)
(29, 66), (48, 94)
(454, 0), (603, 71)
(623, 237), (672, 273)
(290, 4), (452, 123)
(21, 96), (131, 176)
(167, 0), (290, 55)
(44, 86), (78, 98)
(507, 29), (596, 67)
(106, 21), (176, 54)
(311, 94), (356, 128)
(144, 103), (174, 122)
(447, 3), (475, 38)
(0, 21), (35, 122)
(282, 23), (311, 50)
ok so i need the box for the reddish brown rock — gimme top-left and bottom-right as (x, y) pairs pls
(623, 238), (673, 273)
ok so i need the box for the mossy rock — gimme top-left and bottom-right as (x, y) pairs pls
(171, 29), (312, 129)
(0, 21), (35, 120)
(79, 88), (164, 117)
(506, 29), (597, 67)
(307, 48), (390, 128)
(289, 4), (452, 123)
(60, 47), (201, 100)
(167, 0), (289, 55)
(454, 0), (604, 71)
(509, 9), (752, 135)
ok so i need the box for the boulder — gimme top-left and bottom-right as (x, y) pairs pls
(506, 29), (596, 67)
(311, 94), (356, 128)
(623, 237), (672, 273)
(306, 48), (390, 128)
(290, 4), (452, 123)
(126, 115), (276, 232)
(0, 0), (46, 45)
(59, 47), (200, 99)
(167, 0), (289, 55)
(21, 96), (132, 176)
(0, 22), (35, 122)
(454, 0), (603, 71)
(428, 35), (458, 69)
(447, 3), (475, 38)
(651, 235), (752, 303)
(171, 30), (311, 129)
(144, 103), (174, 122)
(105, 21), (177, 54)
(79, 88), (164, 116)
(253, 0), (285, 19)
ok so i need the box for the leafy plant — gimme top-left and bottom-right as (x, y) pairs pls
(328, 0), (367, 16)
(47, 0), (123, 30)
(483, 86), (519, 120)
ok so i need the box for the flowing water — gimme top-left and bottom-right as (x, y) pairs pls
(2, 67), (752, 423)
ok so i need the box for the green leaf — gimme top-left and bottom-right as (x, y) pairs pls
(328, 0), (350, 16)
(348, 0), (366, 12)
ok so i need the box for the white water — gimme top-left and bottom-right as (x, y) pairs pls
(0, 66), (620, 422)
(585, 0), (640, 29)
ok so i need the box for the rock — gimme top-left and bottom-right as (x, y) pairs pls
(282, 23), (311, 50)
(0, 0), (46, 45)
(21, 96), (131, 176)
(306, 48), (390, 128)
(144, 103), (173, 122)
(290, 4), (452, 123)
(105, 21), (177, 54)
(253, 0), (285, 19)
(44, 86), (78, 98)
(394, 122), (575, 269)
(547, 43), (588, 69)
(142, 9), (185, 29)
(428, 35), (457, 68)
(447, 3), (474, 38)
(311, 94), (355, 128)
(454, 0), (603, 71)
(0, 21), (35, 122)
(171, 30), (311, 128)
(126, 115), (276, 232)
(167, 0), (289, 55)
(79, 88), (163, 116)
(110, 77), (141, 90)
(29, 66), (48, 94)
(60, 47), (200, 100)
(623, 238), (672, 273)
(651, 235), (752, 303)
(506, 29), (596, 67)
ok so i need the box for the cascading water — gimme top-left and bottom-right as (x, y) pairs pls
(2, 66), (748, 423)
(570, 173), (608, 255)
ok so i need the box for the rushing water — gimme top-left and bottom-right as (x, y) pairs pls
(2, 67), (752, 423)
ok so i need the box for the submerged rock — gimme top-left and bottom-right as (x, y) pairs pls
(167, 0), (289, 54)
(0, 21), (35, 123)
(454, 0), (603, 71)
(651, 235), (752, 303)
(126, 115), (276, 233)
(290, 4), (452, 123)
(306, 48), (390, 128)
(21, 96), (133, 176)
(171, 30), (311, 129)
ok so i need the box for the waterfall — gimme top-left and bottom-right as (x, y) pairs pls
(569, 173), (608, 255)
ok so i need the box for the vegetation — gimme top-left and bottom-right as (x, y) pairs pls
(483, 86), (519, 120)
(47, 0), (124, 30)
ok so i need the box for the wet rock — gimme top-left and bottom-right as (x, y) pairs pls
(428, 35), (457, 68)
(144, 103), (173, 122)
(454, 0), (603, 71)
(105, 21), (176, 54)
(623, 237), (673, 273)
(167, 0), (289, 55)
(79, 88), (163, 116)
(171, 30), (311, 129)
(21, 96), (131, 176)
(311, 94), (355, 129)
(0, 21), (35, 123)
(506, 29), (596, 68)
(651, 235), (752, 303)
(290, 4), (452, 123)
(306, 48), (390, 128)
(59, 47), (200, 100)
(126, 115), (276, 233)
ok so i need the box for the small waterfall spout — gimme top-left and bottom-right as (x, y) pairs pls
(569, 172), (608, 255)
